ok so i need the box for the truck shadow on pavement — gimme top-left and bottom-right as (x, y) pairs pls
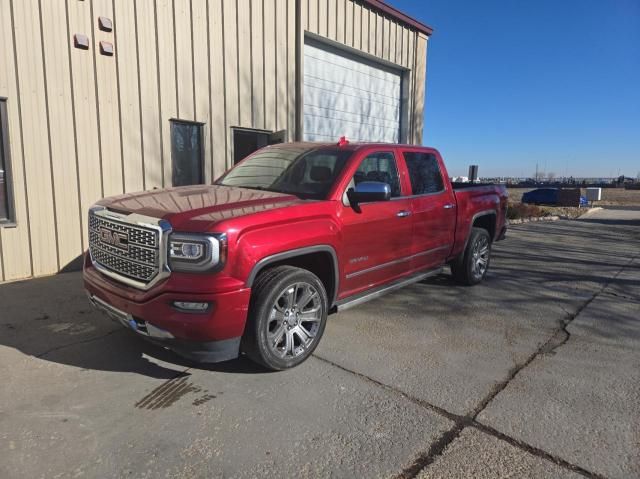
(0, 272), (268, 378)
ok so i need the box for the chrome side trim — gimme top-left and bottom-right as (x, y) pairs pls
(337, 267), (442, 312)
(345, 244), (451, 279)
(89, 205), (172, 290)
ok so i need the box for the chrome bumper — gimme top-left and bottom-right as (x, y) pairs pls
(87, 293), (174, 340)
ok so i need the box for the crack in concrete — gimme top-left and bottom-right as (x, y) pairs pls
(317, 255), (638, 479)
(315, 354), (605, 479)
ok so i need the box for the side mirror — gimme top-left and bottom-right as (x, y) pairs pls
(347, 181), (391, 207)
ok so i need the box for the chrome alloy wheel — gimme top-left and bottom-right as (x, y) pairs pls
(471, 235), (490, 278)
(267, 282), (322, 358)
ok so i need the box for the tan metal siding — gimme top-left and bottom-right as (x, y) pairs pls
(413, 33), (428, 144)
(287, 0), (296, 141)
(13, 0), (58, 276)
(222, 0), (239, 162)
(94, 0), (123, 198)
(156, 0), (178, 187)
(237, 0), (252, 128)
(0, 0), (32, 280)
(40, 0), (83, 270)
(192, 0), (212, 182)
(209, 0), (226, 178)
(137, 0), (163, 189)
(263, 2), (276, 130)
(276, 0), (288, 131)
(114, 0), (144, 193)
(0, 0), (427, 281)
(68, 0), (103, 252)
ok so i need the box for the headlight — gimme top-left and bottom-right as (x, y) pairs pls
(168, 233), (227, 273)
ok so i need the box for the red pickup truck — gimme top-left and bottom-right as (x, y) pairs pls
(84, 142), (507, 370)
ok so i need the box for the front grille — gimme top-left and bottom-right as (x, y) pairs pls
(89, 212), (160, 284)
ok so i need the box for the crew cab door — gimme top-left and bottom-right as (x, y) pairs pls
(400, 149), (456, 270)
(338, 150), (413, 299)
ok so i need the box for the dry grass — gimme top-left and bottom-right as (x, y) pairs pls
(506, 187), (640, 206)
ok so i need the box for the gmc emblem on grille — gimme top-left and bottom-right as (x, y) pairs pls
(99, 227), (129, 251)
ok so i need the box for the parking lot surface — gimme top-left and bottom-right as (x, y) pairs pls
(1, 208), (638, 478)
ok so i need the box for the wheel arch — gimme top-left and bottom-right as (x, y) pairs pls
(245, 246), (340, 306)
(468, 210), (497, 246)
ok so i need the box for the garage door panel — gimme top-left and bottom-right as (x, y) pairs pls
(303, 76), (400, 109)
(306, 104), (397, 129)
(304, 87), (399, 122)
(304, 40), (402, 144)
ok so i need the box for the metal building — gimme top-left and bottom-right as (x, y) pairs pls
(0, 0), (431, 282)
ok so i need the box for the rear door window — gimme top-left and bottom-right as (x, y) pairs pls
(403, 152), (444, 195)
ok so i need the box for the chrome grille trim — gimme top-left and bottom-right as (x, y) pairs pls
(88, 205), (172, 290)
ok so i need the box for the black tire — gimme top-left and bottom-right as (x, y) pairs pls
(242, 265), (328, 371)
(450, 227), (492, 286)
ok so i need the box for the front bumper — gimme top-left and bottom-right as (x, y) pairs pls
(84, 262), (251, 363)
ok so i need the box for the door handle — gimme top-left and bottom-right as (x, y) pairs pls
(397, 210), (411, 218)
(443, 203), (456, 209)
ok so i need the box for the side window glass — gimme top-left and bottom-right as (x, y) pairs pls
(403, 152), (444, 195)
(353, 152), (401, 197)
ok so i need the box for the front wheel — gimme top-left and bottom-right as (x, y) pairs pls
(450, 227), (492, 286)
(242, 266), (328, 370)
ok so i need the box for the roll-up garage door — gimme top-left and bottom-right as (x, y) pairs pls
(303, 40), (402, 143)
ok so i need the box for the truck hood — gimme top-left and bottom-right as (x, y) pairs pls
(97, 185), (305, 229)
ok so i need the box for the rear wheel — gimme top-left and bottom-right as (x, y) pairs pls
(242, 266), (328, 370)
(450, 227), (492, 286)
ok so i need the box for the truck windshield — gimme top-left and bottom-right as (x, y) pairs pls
(216, 145), (352, 200)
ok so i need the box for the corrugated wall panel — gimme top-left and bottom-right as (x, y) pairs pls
(222, 0), (239, 164)
(93, 0), (123, 198)
(413, 33), (428, 145)
(137, 0), (162, 188)
(192, 0), (211, 182)
(237, 0), (252, 128)
(156, 0), (178, 187)
(327, 0), (336, 41)
(68, 0), (103, 250)
(263, 1), (276, 130)
(318, 0), (327, 37)
(13, 0), (58, 276)
(251, 0), (265, 130)
(287, 0), (296, 141)
(0, 0), (32, 281)
(276, 0), (288, 132)
(345, 0), (354, 48)
(335, 0), (345, 44)
(40, 0), (83, 270)
(174, 0), (195, 121)
(114, 0), (143, 193)
(308, 0), (318, 34)
(209, 0), (226, 177)
(382, 16), (390, 60)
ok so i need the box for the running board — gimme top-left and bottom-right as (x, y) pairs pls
(334, 267), (443, 312)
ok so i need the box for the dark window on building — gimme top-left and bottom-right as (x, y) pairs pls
(0, 98), (16, 225)
(171, 119), (204, 186)
(403, 152), (445, 195)
(232, 127), (285, 165)
(353, 151), (401, 197)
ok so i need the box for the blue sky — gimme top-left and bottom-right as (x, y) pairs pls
(390, 0), (640, 178)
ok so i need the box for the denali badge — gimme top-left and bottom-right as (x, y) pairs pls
(99, 227), (129, 251)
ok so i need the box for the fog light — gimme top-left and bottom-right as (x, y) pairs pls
(173, 301), (209, 312)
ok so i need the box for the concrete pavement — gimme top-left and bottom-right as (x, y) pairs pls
(0, 207), (638, 478)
